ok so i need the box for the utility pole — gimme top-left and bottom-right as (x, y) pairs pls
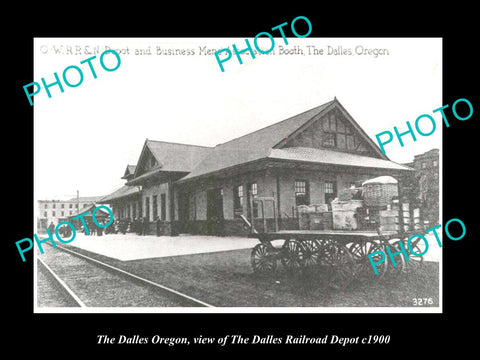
(77, 190), (80, 214)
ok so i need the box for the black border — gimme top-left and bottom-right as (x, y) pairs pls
(7, 5), (477, 356)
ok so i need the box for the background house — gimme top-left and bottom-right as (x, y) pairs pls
(401, 148), (439, 226)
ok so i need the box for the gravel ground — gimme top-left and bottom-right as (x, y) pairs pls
(37, 260), (79, 307)
(46, 244), (439, 308)
(36, 248), (202, 307)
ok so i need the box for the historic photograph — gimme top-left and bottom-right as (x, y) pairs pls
(33, 37), (442, 312)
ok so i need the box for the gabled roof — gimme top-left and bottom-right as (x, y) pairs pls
(146, 140), (212, 172)
(180, 100), (336, 181)
(99, 185), (141, 203)
(274, 98), (387, 159)
(180, 98), (394, 181)
(121, 165), (137, 180)
(130, 140), (212, 183)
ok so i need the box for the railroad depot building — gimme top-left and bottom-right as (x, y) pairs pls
(100, 98), (413, 236)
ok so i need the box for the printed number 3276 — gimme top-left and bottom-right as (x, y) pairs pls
(413, 298), (433, 306)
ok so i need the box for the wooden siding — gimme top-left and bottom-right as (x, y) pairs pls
(282, 107), (376, 157)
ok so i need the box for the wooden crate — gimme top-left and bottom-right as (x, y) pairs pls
(298, 213), (310, 230)
(379, 209), (400, 232)
(333, 211), (358, 230)
(308, 213), (324, 230)
(322, 211), (333, 230)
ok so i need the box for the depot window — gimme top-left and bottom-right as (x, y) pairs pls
(247, 182), (258, 218)
(234, 185), (244, 214)
(295, 180), (309, 206)
(324, 181), (337, 206)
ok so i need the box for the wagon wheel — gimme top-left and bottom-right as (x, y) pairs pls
(281, 239), (306, 272)
(302, 239), (321, 268)
(317, 238), (335, 265)
(405, 238), (425, 273)
(348, 240), (388, 281)
(387, 241), (407, 277)
(323, 242), (355, 290)
(251, 243), (277, 275)
(305, 238), (335, 284)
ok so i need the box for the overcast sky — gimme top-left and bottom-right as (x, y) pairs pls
(34, 37), (442, 200)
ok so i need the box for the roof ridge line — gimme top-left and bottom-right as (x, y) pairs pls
(214, 100), (335, 148)
(146, 139), (213, 149)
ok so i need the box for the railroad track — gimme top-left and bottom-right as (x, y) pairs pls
(37, 244), (214, 308)
(37, 257), (87, 307)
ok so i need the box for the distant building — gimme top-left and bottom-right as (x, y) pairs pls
(37, 196), (104, 233)
(402, 148), (439, 225)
